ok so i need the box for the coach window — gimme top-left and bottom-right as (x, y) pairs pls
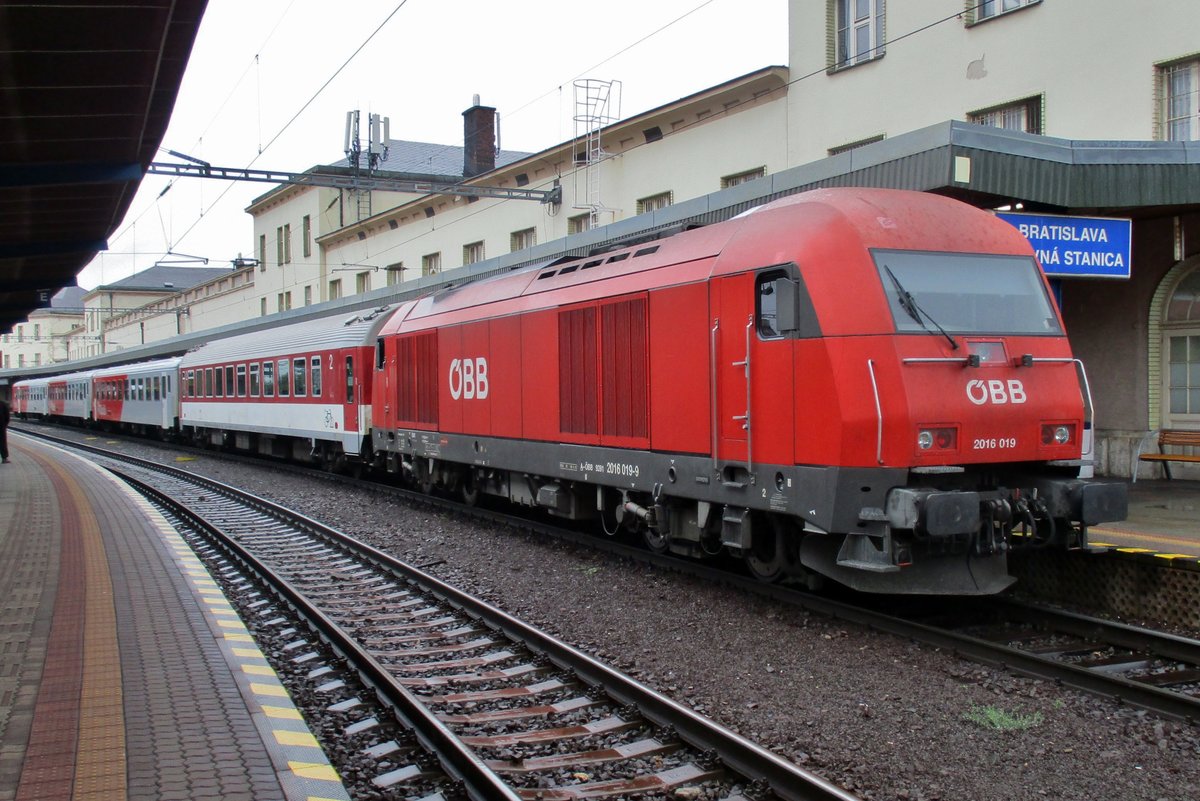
(205, 368), (213, 397)
(278, 358), (291, 397)
(311, 356), (322, 398)
(249, 363), (260, 396)
(237, 365), (247, 397)
(225, 366), (235, 397)
(153, 377), (160, 401)
(215, 366), (225, 397)
(262, 361), (275, 397)
(293, 357), (307, 397)
(188, 370), (196, 398)
(345, 356), (356, 403)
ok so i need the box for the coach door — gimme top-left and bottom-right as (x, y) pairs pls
(344, 353), (358, 431)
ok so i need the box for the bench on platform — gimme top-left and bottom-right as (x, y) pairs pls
(1133, 429), (1200, 482)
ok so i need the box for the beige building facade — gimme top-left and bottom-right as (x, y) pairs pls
(787, 0), (1200, 164)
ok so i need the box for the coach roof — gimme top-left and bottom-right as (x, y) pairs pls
(180, 308), (393, 367)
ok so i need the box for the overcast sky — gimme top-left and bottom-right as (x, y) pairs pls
(79, 0), (787, 289)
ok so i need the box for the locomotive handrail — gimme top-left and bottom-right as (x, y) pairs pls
(710, 319), (719, 471)
(1031, 357), (1095, 458)
(901, 356), (976, 365)
(867, 359), (883, 465)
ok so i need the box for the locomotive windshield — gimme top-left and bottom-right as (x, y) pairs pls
(873, 249), (1063, 336)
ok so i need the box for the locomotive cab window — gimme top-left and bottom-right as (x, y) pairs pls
(756, 266), (819, 339)
(874, 250), (1063, 336)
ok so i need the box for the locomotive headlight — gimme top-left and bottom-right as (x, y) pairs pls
(917, 427), (957, 452)
(1041, 423), (1075, 446)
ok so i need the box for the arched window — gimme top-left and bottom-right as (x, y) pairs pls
(1163, 266), (1200, 426)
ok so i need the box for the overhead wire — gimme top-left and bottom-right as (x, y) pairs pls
(343, 2), (996, 264)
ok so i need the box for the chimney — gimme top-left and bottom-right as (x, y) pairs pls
(462, 94), (496, 177)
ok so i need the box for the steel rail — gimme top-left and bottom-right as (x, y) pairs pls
(26, 429), (859, 801)
(111, 467), (523, 801)
(24, 426), (1200, 727)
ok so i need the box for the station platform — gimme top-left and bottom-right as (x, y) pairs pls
(1089, 478), (1200, 562)
(0, 435), (349, 801)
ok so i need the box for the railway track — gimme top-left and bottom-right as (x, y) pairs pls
(23, 426), (1200, 729)
(32, 431), (857, 801)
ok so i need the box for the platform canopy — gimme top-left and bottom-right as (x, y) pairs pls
(0, 0), (209, 333)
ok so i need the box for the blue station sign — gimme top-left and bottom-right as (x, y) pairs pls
(996, 211), (1132, 279)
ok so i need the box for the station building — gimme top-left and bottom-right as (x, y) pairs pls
(4, 0), (1200, 478)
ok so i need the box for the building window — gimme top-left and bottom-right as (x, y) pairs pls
(276, 227), (284, 266)
(302, 214), (312, 258)
(329, 279), (342, 300)
(1164, 267), (1200, 421)
(260, 297), (267, 316)
(356, 271), (371, 294)
(568, 213), (592, 235)
(386, 262), (404, 286)
(283, 223), (292, 264)
(1160, 58), (1200, 142)
(971, 0), (1040, 24)
(969, 96), (1043, 134)
(258, 234), (266, 271)
(637, 191), (673, 215)
(720, 167), (766, 189)
(304, 285), (312, 305)
(833, 0), (885, 69)
(463, 241), (485, 266)
(422, 252), (442, 276)
(277, 291), (292, 312)
(828, 134), (885, 155)
(510, 228), (536, 253)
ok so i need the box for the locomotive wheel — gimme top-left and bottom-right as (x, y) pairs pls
(642, 525), (670, 554)
(460, 469), (480, 506)
(745, 521), (787, 583)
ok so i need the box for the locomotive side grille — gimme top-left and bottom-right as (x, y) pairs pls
(397, 332), (439, 425)
(559, 307), (598, 434)
(602, 297), (649, 439)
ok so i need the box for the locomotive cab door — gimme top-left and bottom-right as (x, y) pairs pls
(712, 267), (802, 479)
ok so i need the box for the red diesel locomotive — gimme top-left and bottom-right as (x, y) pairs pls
(371, 187), (1126, 594)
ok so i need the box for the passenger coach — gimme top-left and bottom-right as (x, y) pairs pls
(179, 308), (391, 468)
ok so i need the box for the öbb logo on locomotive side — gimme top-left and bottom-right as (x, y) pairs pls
(966, 379), (1027, 405)
(449, 357), (489, 400)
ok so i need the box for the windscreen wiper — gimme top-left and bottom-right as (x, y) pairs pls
(883, 265), (959, 351)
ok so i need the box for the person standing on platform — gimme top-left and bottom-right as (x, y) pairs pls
(0, 396), (9, 463)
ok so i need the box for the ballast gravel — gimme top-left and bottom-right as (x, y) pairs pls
(50, 430), (1200, 801)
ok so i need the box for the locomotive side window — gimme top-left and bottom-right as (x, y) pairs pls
(874, 250), (1063, 335)
(756, 265), (819, 339)
(311, 357), (322, 398)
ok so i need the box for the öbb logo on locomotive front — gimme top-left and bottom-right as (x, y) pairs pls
(965, 378), (1027, 406)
